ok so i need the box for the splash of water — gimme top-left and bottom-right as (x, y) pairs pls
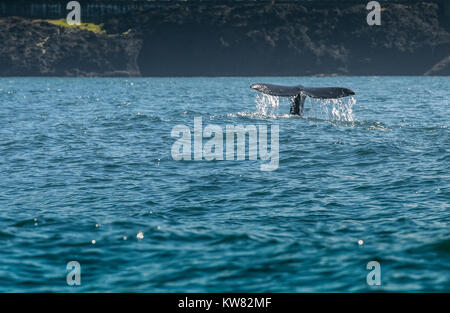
(255, 93), (280, 117)
(308, 97), (356, 122)
(253, 94), (356, 121)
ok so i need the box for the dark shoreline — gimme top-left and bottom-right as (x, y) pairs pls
(1, 1), (450, 77)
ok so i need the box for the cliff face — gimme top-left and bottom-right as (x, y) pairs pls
(0, 17), (142, 76)
(1, 2), (450, 76)
(103, 1), (450, 76)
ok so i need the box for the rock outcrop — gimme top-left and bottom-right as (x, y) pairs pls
(0, 17), (142, 76)
(425, 55), (450, 75)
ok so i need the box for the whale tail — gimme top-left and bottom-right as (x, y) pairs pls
(250, 83), (355, 99)
(290, 94), (306, 115)
(250, 83), (355, 116)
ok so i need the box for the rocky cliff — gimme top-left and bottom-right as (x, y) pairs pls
(1, 1), (449, 76)
(0, 17), (141, 76)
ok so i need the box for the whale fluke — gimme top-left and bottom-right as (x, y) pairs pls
(250, 83), (355, 99)
(250, 83), (303, 97)
(250, 83), (355, 115)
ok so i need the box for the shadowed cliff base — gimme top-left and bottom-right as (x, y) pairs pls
(1, 1), (450, 76)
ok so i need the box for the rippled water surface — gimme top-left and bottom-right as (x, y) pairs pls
(0, 77), (448, 292)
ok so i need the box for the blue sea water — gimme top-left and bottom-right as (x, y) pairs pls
(0, 77), (448, 292)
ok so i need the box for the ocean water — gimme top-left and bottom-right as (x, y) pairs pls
(0, 77), (448, 292)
